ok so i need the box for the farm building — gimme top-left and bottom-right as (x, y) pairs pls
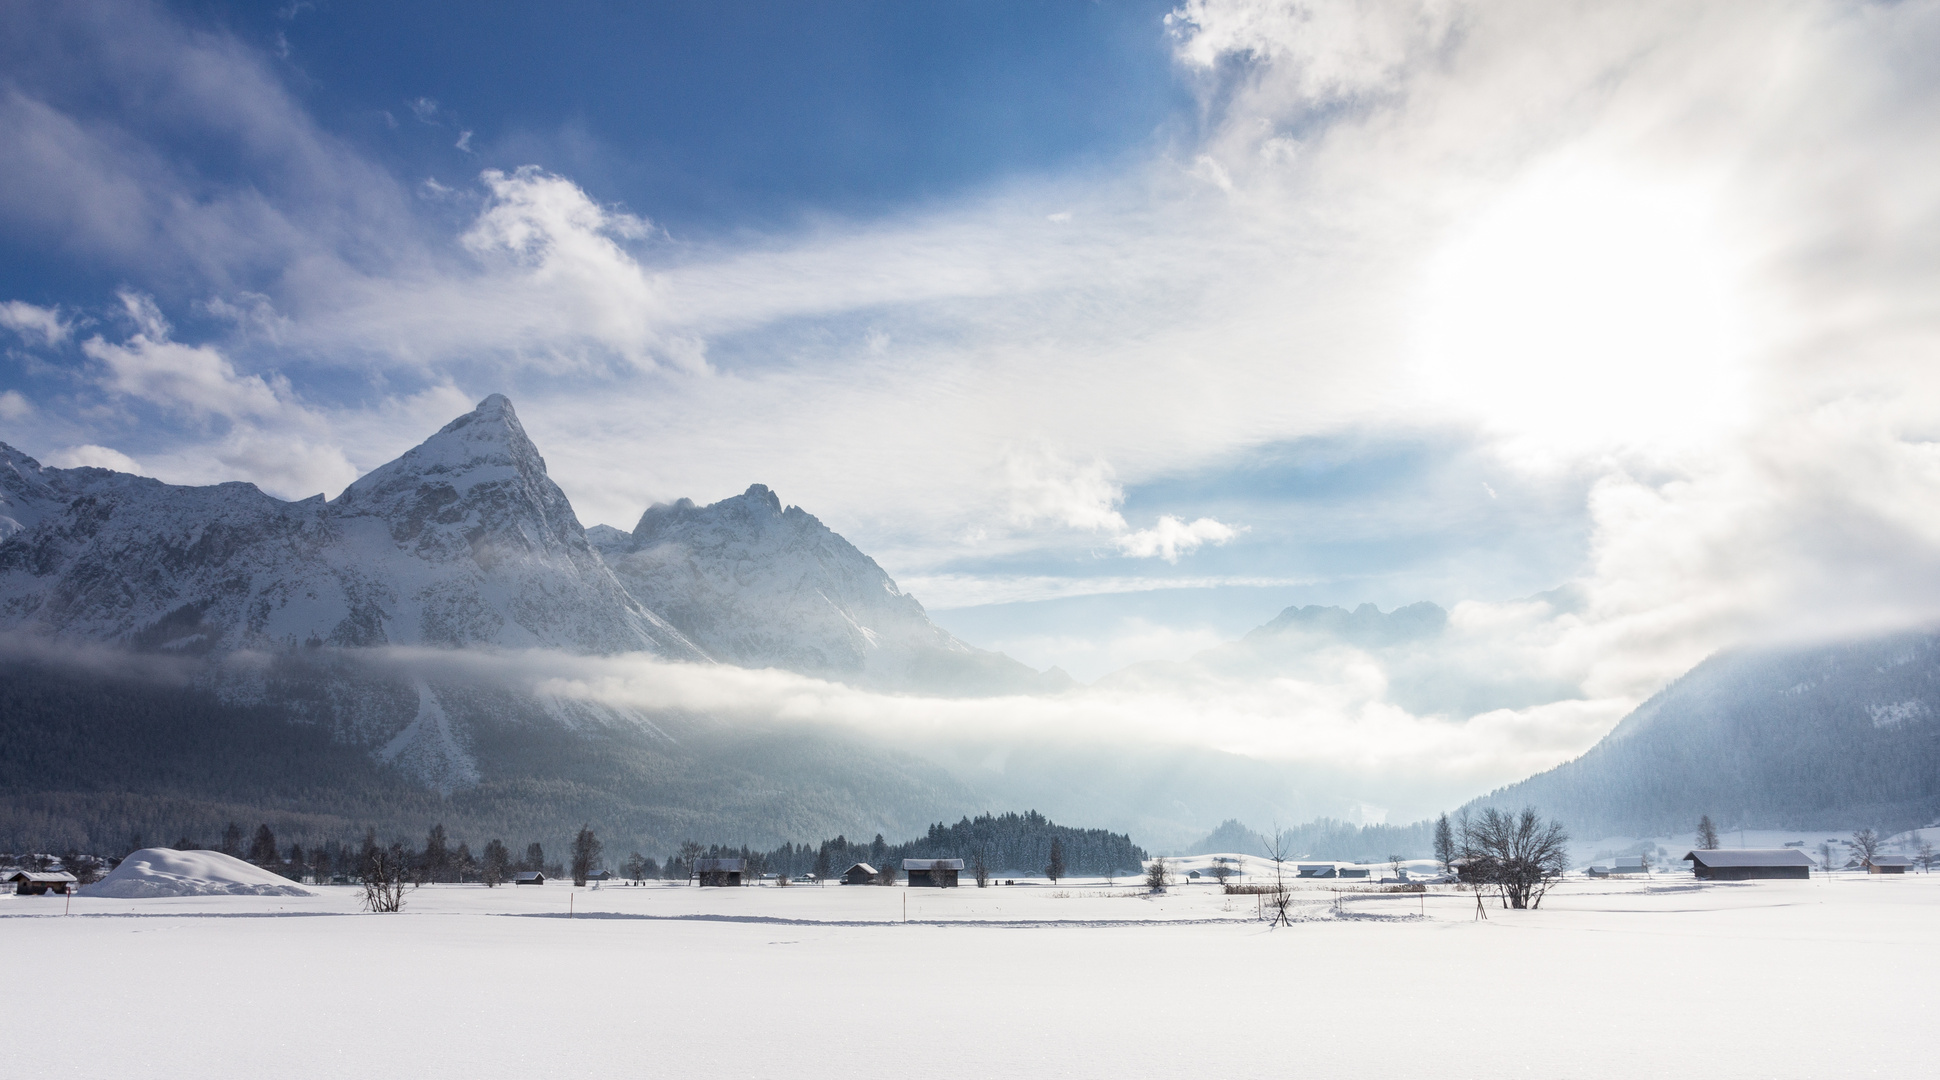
(1336, 866), (1370, 879)
(841, 862), (878, 885)
(584, 870), (612, 882)
(1297, 864), (1337, 878)
(514, 871), (546, 885)
(694, 858), (744, 887)
(8, 870), (78, 895)
(1866, 855), (1913, 875)
(1683, 849), (1814, 880)
(904, 858), (963, 887)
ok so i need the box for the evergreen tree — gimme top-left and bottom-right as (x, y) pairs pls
(1697, 815), (1721, 850)
(481, 839), (511, 887)
(1045, 837), (1066, 883)
(1433, 813), (1455, 871)
(246, 823), (277, 866)
(523, 842), (545, 873)
(221, 821), (245, 857)
(571, 825), (602, 887)
(423, 823), (450, 883)
(813, 843), (833, 885)
(870, 833), (887, 867)
(286, 842), (305, 881)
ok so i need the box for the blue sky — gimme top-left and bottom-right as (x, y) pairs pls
(6, 0), (1940, 804)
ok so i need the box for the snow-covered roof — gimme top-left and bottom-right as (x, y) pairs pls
(695, 858), (744, 872)
(8, 870), (78, 883)
(514, 871), (545, 881)
(1867, 855), (1915, 866)
(902, 859), (963, 870)
(843, 863), (878, 875)
(1684, 849), (1816, 867)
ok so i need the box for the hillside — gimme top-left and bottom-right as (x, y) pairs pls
(1472, 629), (1940, 835)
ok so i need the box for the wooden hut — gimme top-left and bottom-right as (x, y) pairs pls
(514, 871), (546, 885)
(1683, 849), (1813, 880)
(903, 858), (962, 888)
(841, 862), (878, 885)
(1865, 855), (1913, 875)
(7, 870), (78, 895)
(694, 858), (744, 887)
(1297, 864), (1337, 879)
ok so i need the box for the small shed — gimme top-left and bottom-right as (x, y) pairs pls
(1684, 848), (1814, 880)
(1336, 866), (1370, 879)
(514, 871), (546, 885)
(1297, 864), (1337, 879)
(1866, 855), (1913, 875)
(584, 869), (613, 882)
(8, 870), (78, 895)
(695, 858), (744, 887)
(904, 858), (962, 888)
(841, 862), (878, 885)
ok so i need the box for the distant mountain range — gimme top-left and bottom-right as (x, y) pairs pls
(0, 395), (1055, 852)
(3, 396), (1933, 853)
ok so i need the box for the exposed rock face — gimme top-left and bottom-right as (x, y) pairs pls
(0, 395), (703, 659)
(592, 484), (1064, 695)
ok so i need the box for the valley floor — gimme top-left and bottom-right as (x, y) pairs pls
(6, 873), (1936, 1078)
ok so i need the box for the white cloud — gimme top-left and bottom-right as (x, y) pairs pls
(0, 300), (69, 346)
(50, 443), (142, 473)
(1115, 515), (1241, 562)
(0, 390), (30, 421)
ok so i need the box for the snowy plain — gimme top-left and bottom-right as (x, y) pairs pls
(7, 862), (1937, 1079)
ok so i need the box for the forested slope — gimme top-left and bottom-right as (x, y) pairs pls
(1473, 630), (1940, 836)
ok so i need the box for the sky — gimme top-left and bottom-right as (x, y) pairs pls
(6, 0), (1940, 820)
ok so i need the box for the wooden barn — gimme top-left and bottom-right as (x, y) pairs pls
(694, 858), (744, 887)
(841, 862), (878, 885)
(1866, 855), (1913, 875)
(903, 858), (962, 888)
(1683, 848), (1814, 880)
(1297, 864), (1337, 879)
(514, 871), (546, 885)
(8, 870), (78, 895)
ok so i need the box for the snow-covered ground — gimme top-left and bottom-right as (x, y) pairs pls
(6, 867), (1936, 1079)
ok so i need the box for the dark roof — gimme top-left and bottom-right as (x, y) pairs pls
(903, 859), (963, 871)
(1684, 848), (1816, 868)
(695, 858), (744, 873)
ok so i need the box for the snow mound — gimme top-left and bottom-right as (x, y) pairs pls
(81, 848), (314, 898)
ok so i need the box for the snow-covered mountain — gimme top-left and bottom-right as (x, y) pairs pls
(1473, 629), (1940, 835)
(590, 484), (1066, 695)
(0, 395), (702, 659)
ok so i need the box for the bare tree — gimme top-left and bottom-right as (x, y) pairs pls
(1697, 815), (1721, 850)
(1209, 857), (1234, 888)
(1388, 853), (1405, 881)
(1260, 825), (1295, 927)
(972, 847), (991, 888)
(1146, 856), (1170, 893)
(1819, 840), (1836, 873)
(361, 844), (408, 913)
(876, 862), (897, 886)
(1918, 838), (1935, 873)
(1851, 828), (1880, 867)
(1459, 807), (1569, 910)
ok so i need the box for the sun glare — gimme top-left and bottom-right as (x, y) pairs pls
(1416, 160), (1747, 460)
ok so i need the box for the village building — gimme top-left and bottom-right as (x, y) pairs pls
(1683, 848), (1814, 880)
(1865, 855), (1913, 875)
(514, 871), (546, 885)
(8, 870), (78, 895)
(904, 858), (962, 887)
(841, 862), (878, 885)
(694, 858), (744, 887)
(1297, 864), (1337, 878)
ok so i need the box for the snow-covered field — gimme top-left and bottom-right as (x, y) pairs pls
(7, 869), (1936, 1078)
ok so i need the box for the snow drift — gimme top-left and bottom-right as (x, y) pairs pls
(82, 848), (314, 898)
